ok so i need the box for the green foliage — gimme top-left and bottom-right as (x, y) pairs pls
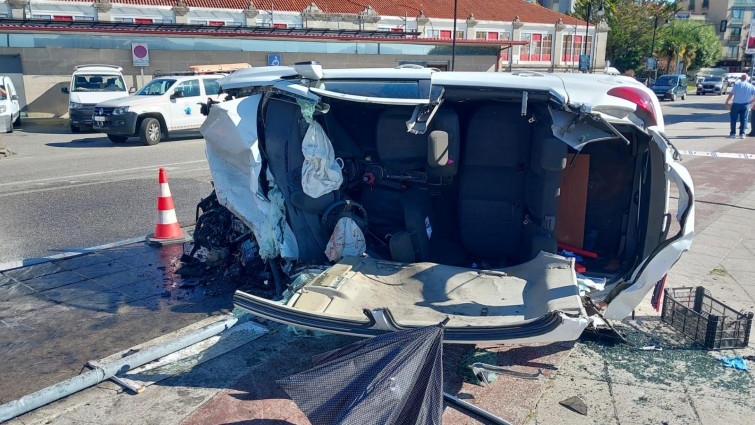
(598, 0), (722, 73)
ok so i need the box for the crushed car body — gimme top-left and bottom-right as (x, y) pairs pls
(198, 62), (694, 344)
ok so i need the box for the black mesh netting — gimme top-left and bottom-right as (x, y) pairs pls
(276, 324), (445, 425)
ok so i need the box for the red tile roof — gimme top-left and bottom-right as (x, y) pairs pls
(58, 0), (584, 25)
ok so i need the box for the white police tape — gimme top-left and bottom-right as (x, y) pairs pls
(677, 150), (755, 159)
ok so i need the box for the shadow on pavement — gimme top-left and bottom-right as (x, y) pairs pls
(0, 242), (236, 404)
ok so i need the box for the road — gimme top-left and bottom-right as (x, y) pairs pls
(0, 92), (750, 265)
(0, 124), (212, 265)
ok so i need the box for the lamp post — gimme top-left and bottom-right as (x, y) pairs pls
(582, 2), (603, 72)
(592, 6), (605, 72)
(451, 0), (458, 71)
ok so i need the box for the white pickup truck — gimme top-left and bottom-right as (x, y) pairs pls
(92, 71), (227, 145)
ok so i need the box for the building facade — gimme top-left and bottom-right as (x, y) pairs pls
(0, 0), (608, 116)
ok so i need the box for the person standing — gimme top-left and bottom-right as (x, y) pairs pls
(724, 73), (755, 138)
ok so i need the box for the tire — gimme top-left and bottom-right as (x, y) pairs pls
(670, 93), (677, 102)
(70, 124), (80, 133)
(681, 92), (686, 100)
(139, 117), (161, 146)
(13, 114), (20, 126)
(107, 134), (129, 143)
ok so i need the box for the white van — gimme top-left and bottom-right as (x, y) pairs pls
(0, 75), (21, 133)
(61, 64), (130, 133)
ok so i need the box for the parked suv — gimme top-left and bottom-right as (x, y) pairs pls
(93, 71), (226, 145)
(651, 74), (688, 101)
(696, 75), (726, 95)
(195, 63), (695, 345)
(61, 64), (130, 133)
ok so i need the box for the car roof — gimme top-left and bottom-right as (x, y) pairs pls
(73, 64), (124, 75)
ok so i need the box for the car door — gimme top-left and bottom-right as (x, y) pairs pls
(169, 78), (203, 130)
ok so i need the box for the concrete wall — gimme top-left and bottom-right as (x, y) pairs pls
(0, 46), (499, 117)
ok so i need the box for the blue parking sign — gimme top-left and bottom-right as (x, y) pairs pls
(268, 54), (282, 66)
(579, 54), (590, 71)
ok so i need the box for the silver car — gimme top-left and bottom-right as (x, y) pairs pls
(198, 63), (695, 344)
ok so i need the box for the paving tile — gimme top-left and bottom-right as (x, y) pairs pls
(721, 257), (755, 273)
(0, 280), (35, 302)
(611, 382), (699, 425)
(92, 267), (163, 290)
(22, 270), (88, 291)
(2, 262), (65, 282)
(0, 294), (58, 320)
(99, 243), (157, 260)
(38, 279), (113, 305)
(52, 253), (113, 270)
(67, 260), (132, 279)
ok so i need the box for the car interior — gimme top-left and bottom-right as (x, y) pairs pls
(256, 83), (665, 291)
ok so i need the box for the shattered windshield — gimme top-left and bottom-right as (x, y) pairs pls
(136, 79), (177, 96)
(71, 74), (127, 92)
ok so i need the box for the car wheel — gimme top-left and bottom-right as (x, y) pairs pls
(70, 124), (80, 133)
(13, 115), (20, 126)
(682, 92), (686, 100)
(139, 117), (161, 146)
(670, 93), (677, 102)
(107, 134), (129, 143)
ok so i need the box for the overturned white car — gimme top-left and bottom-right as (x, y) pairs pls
(198, 62), (694, 344)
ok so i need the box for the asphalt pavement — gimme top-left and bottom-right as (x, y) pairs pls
(1, 96), (754, 425)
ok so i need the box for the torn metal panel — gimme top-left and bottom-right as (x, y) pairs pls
(201, 95), (299, 260)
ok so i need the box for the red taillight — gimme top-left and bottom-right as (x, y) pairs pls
(607, 86), (658, 126)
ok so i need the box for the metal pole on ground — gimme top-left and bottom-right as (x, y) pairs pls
(0, 315), (245, 423)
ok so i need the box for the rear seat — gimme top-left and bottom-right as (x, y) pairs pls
(369, 106), (460, 262)
(459, 104), (531, 264)
(459, 105), (566, 265)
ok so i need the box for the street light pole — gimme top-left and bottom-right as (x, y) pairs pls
(583, 2), (592, 56)
(650, 14), (659, 59)
(451, 0), (458, 71)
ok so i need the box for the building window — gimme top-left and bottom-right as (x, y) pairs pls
(728, 45), (739, 59)
(561, 34), (592, 62)
(521, 33), (553, 62)
(702, 0), (709, 8)
(114, 17), (133, 23)
(732, 8), (744, 19)
(730, 27), (742, 41)
(73, 16), (95, 21)
(688, 0), (695, 11)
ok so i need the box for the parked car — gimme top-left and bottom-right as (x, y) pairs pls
(724, 73), (740, 87)
(92, 70), (226, 145)
(651, 74), (688, 101)
(61, 64), (131, 133)
(0, 75), (21, 133)
(197, 63), (695, 344)
(696, 75), (726, 95)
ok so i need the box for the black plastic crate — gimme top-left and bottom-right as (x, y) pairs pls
(661, 286), (753, 349)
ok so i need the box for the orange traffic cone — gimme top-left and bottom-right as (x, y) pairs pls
(147, 168), (193, 245)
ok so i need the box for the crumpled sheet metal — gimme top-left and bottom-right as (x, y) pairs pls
(201, 95), (299, 260)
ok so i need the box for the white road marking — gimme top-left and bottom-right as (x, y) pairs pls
(0, 160), (207, 187)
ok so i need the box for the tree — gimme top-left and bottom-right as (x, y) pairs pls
(658, 20), (722, 73)
(590, 0), (676, 73)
